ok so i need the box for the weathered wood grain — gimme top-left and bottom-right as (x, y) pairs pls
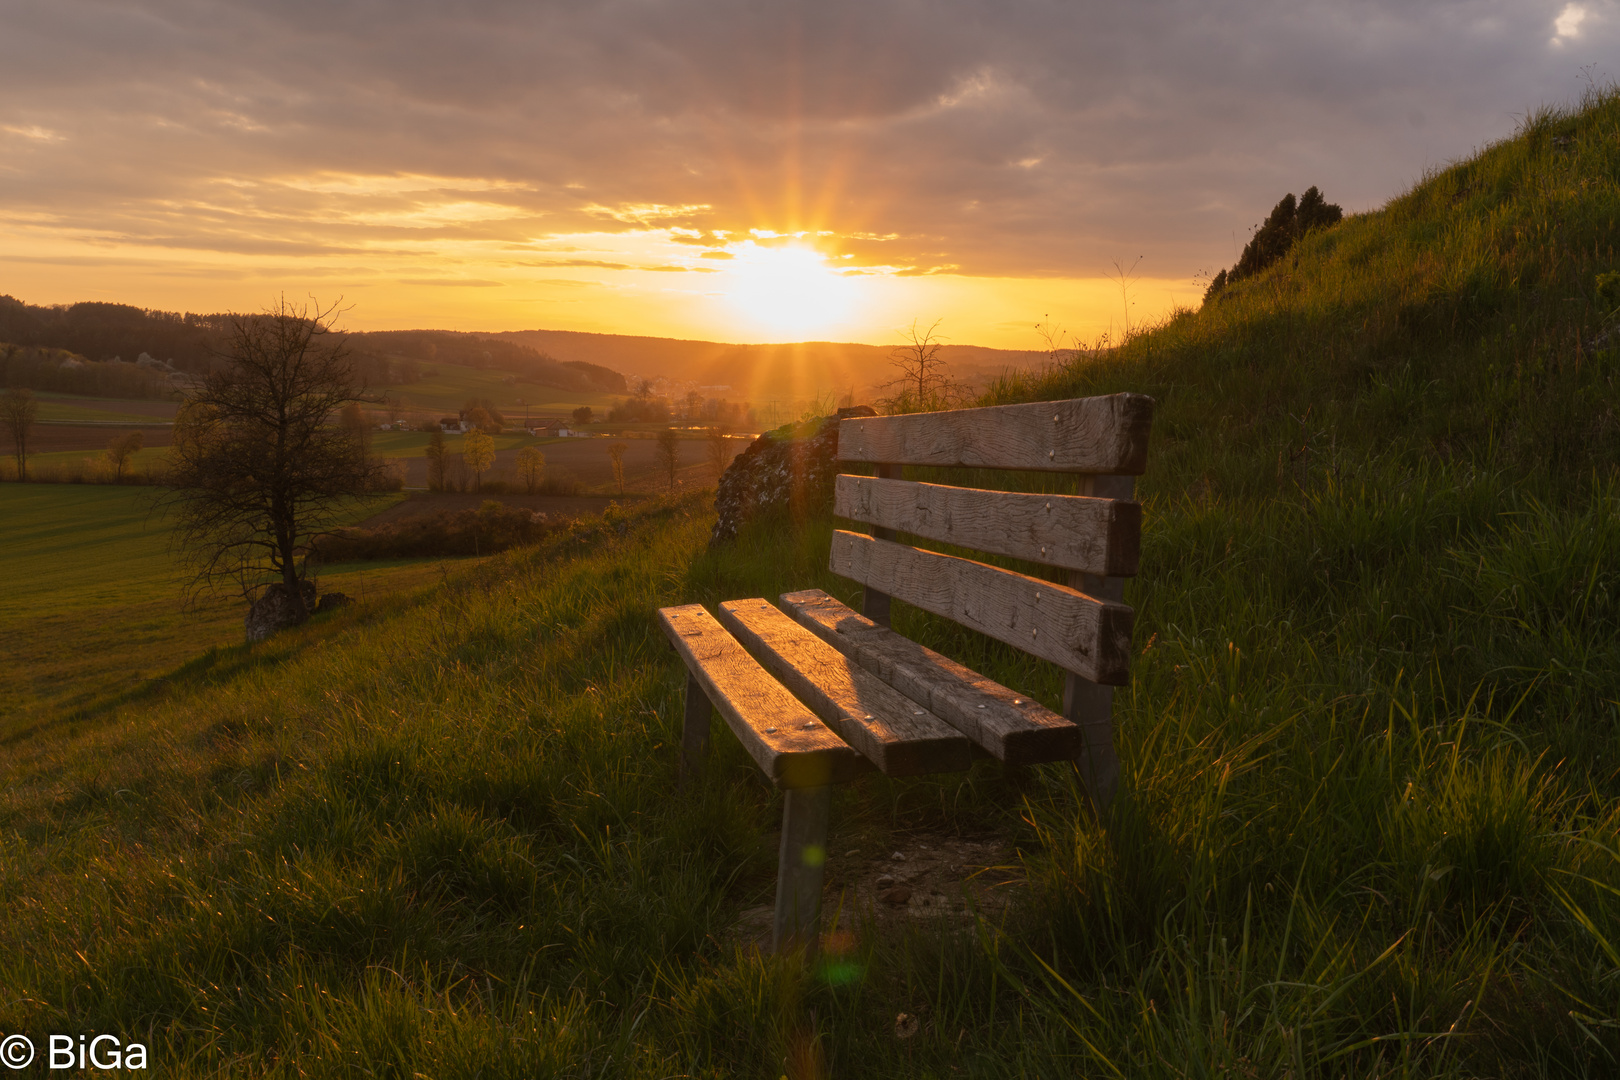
(826, 530), (1135, 684)
(861, 463), (902, 626)
(773, 784), (832, 955)
(834, 474), (1141, 577)
(718, 598), (974, 777)
(678, 672), (711, 789)
(657, 604), (868, 788)
(779, 589), (1084, 764)
(836, 393), (1154, 474)
(1062, 473), (1132, 811)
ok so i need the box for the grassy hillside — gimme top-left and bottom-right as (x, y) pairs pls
(0, 486), (427, 728)
(1, 90), (1618, 1078)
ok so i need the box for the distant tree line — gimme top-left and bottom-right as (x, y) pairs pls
(609, 392), (670, 423)
(1203, 186), (1343, 303)
(0, 343), (174, 398)
(0, 296), (232, 372)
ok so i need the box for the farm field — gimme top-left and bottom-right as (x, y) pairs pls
(33, 390), (179, 424)
(11, 418), (747, 491)
(371, 428), (745, 490)
(380, 360), (622, 417)
(0, 485), (443, 731)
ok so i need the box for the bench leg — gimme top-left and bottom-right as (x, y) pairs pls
(679, 672), (712, 789)
(772, 784), (832, 957)
(1064, 673), (1121, 814)
(1065, 532), (1129, 815)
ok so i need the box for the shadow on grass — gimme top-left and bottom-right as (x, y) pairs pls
(0, 572), (457, 747)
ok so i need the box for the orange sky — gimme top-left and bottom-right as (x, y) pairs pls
(1, 2), (1609, 350)
(3, 221), (1199, 351)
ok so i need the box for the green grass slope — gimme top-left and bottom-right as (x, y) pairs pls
(0, 486), (417, 727)
(2, 92), (1619, 1078)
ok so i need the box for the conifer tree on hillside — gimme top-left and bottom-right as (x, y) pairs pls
(1205, 185), (1343, 302)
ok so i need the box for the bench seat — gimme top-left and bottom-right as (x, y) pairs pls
(778, 589), (1084, 765)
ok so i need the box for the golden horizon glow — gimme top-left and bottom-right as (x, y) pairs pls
(0, 169), (1203, 351)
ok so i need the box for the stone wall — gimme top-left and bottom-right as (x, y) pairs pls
(710, 405), (876, 546)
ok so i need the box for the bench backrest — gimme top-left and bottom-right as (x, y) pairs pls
(830, 393), (1154, 687)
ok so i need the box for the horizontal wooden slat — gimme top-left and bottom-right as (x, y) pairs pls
(657, 605), (868, 788)
(717, 598), (975, 777)
(827, 531), (1134, 684)
(834, 474), (1141, 577)
(779, 590), (1082, 764)
(836, 393), (1153, 474)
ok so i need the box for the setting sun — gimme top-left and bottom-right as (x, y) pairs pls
(717, 243), (860, 340)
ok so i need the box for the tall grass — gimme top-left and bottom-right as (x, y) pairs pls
(2, 90), (1619, 1076)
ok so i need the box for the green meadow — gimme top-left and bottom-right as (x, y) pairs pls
(0, 485), (428, 729)
(1, 91), (1619, 1077)
(383, 360), (622, 417)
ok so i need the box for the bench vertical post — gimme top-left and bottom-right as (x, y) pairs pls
(860, 464), (902, 626)
(1063, 474), (1134, 813)
(678, 673), (712, 789)
(772, 784), (832, 956)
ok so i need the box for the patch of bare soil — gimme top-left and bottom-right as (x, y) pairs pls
(728, 831), (1027, 951)
(28, 424), (174, 452)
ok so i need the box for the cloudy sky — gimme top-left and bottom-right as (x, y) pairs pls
(1, 0), (1615, 347)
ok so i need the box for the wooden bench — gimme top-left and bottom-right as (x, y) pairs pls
(658, 393), (1153, 954)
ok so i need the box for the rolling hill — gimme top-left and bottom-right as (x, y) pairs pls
(493, 327), (1046, 402)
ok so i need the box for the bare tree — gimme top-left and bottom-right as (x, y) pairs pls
(516, 445), (546, 494)
(105, 430), (144, 483)
(655, 428), (680, 491)
(607, 441), (628, 495)
(463, 429), (495, 490)
(163, 298), (385, 615)
(881, 319), (958, 413)
(424, 428), (448, 490)
(705, 427), (731, 483)
(2, 387), (37, 482)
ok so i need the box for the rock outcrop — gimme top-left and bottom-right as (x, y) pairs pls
(710, 405), (876, 546)
(314, 591), (352, 614)
(244, 580), (317, 643)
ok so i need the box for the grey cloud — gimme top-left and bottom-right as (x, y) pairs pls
(1, 0), (1617, 283)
